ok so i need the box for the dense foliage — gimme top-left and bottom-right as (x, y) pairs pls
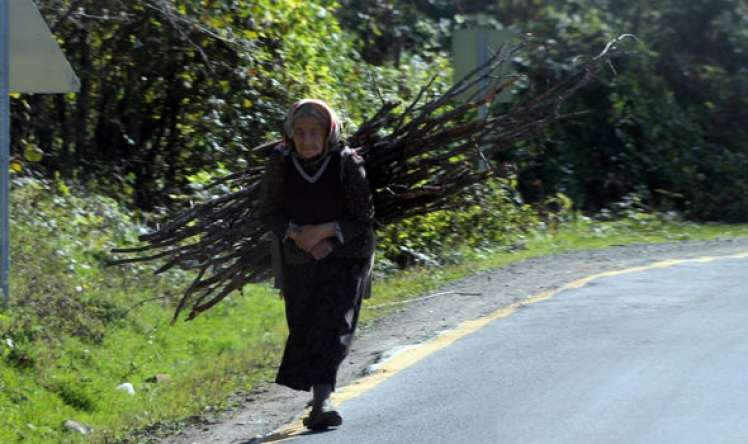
(12, 0), (443, 212)
(334, 1), (748, 222)
(512, 1), (748, 221)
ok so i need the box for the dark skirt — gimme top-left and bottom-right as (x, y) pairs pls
(276, 257), (368, 392)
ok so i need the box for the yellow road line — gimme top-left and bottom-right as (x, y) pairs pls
(261, 251), (748, 441)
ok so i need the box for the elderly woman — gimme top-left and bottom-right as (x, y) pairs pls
(258, 99), (375, 430)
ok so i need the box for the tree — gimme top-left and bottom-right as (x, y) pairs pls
(13, 0), (373, 210)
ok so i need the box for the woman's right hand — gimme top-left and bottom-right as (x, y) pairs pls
(309, 239), (334, 260)
(288, 223), (336, 252)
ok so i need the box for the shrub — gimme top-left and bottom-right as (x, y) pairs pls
(376, 177), (540, 269)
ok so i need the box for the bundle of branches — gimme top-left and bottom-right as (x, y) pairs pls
(111, 35), (632, 322)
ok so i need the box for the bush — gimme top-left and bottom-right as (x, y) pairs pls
(5, 177), (177, 347)
(376, 177), (540, 269)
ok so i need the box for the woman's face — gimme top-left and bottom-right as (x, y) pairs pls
(292, 116), (327, 160)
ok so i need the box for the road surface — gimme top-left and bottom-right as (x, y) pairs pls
(265, 254), (748, 443)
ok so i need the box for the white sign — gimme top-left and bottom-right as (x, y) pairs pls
(9, 0), (79, 93)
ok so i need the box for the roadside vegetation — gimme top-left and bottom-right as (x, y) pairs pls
(1, 178), (747, 443)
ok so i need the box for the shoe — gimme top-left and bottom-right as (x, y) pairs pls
(303, 403), (343, 430)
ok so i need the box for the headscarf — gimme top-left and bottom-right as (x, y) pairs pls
(282, 99), (342, 154)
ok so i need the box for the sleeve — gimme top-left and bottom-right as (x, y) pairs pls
(337, 148), (375, 243)
(257, 146), (290, 240)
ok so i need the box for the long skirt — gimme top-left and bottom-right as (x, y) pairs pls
(276, 257), (368, 392)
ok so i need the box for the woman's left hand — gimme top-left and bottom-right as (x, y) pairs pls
(289, 222), (337, 253)
(309, 239), (334, 260)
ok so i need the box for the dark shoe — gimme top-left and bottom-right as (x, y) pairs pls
(303, 405), (342, 431)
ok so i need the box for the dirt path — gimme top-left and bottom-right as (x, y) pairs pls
(154, 237), (748, 444)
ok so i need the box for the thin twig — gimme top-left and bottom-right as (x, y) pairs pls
(367, 291), (483, 309)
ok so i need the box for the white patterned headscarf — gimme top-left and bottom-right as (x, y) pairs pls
(283, 99), (342, 153)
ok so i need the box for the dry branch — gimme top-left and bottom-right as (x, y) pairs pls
(111, 36), (627, 322)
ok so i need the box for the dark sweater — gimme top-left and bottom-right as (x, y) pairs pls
(257, 144), (375, 265)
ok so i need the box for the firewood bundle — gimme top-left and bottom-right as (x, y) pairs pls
(111, 36), (630, 322)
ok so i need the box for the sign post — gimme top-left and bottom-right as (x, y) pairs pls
(1, 0), (79, 307)
(1, 0), (11, 306)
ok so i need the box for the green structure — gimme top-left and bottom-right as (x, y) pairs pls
(452, 16), (515, 106)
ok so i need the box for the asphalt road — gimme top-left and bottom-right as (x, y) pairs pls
(280, 255), (748, 444)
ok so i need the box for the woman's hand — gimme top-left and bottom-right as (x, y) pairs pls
(288, 222), (337, 253)
(309, 239), (334, 260)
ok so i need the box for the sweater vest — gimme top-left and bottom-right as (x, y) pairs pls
(283, 152), (345, 225)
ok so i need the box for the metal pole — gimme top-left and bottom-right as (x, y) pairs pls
(0, 0), (10, 307)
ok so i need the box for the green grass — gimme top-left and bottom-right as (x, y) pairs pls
(1, 179), (747, 443)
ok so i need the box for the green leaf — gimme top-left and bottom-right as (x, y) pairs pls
(23, 142), (44, 163)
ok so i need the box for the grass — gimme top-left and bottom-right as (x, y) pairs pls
(1, 178), (747, 443)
